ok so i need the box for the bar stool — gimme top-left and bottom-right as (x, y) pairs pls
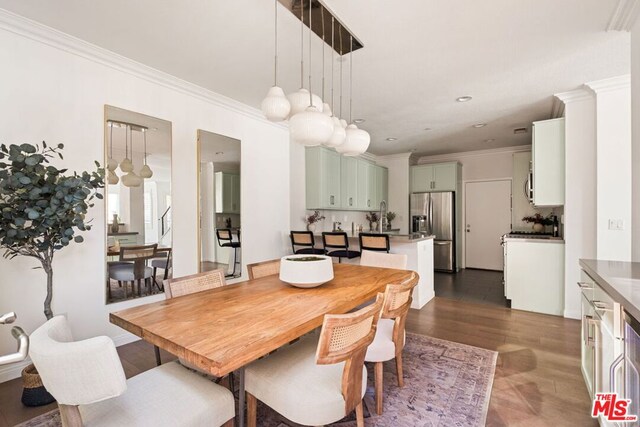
(322, 232), (361, 263)
(359, 233), (391, 253)
(216, 229), (241, 277)
(290, 230), (325, 255)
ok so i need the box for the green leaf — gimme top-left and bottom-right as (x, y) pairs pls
(74, 235), (84, 243)
(27, 210), (40, 220)
(18, 176), (31, 185)
(57, 143), (64, 149)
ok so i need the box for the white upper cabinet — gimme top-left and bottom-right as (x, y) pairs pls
(532, 118), (565, 206)
(215, 172), (240, 214)
(410, 162), (459, 193)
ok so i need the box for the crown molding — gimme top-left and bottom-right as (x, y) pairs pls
(0, 8), (287, 130)
(584, 74), (631, 94)
(550, 97), (565, 118)
(554, 88), (594, 104)
(375, 152), (412, 161)
(607, 0), (640, 31)
(416, 145), (531, 164)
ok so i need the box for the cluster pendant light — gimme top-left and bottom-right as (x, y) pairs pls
(259, 0), (368, 155)
(120, 126), (142, 188)
(335, 35), (370, 156)
(106, 122), (154, 188)
(107, 123), (119, 185)
(139, 130), (154, 179)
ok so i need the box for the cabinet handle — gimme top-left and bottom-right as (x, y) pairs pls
(577, 282), (593, 290)
(583, 314), (593, 345)
(330, 195), (334, 205)
(367, 200), (370, 207)
(588, 317), (600, 392)
(593, 301), (612, 312)
(349, 197), (353, 206)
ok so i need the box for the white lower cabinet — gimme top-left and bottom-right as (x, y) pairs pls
(579, 270), (623, 427)
(503, 239), (565, 316)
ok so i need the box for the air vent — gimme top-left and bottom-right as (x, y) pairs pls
(513, 127), (528, 135)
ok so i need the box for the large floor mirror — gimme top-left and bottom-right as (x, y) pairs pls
(104, 106), (172, 303)
(197, 130), (241, 278)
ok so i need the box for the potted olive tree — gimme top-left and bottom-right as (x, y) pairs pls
(0, 142), (103, 406)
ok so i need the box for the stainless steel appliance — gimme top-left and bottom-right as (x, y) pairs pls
(411, 192), (456, 272)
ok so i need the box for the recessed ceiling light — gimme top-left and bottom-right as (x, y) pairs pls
(513, 127), (528, 134)
(215, 151), (224, 155)
(386, 137), (398, 141)
(354, 118), (365, 124)
(424, 127), (432, 131)
(410, 148), (417, 152)
(484, 139), (495, 143)
(473, 123), (487, 128)
(456, 96), (473, 103)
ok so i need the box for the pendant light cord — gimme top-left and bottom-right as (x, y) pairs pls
(349, 35), (353, 123)
(299, 0), (304, 88)
(339, 30), (343, 118)
(109, 122), (113, 158)
(125, 125), (129, 161)
(143, 130), (147, 165)
(274, 0), (278, 86)
(321, 7), (325, 103)
(308, 0), (313, 106)
(331, 17), (335, 115)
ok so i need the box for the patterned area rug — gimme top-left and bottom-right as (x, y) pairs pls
(17, 333), (497, 427)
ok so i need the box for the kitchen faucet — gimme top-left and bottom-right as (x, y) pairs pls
(379, 200), (387, 233)
(0, 312), (29, 366)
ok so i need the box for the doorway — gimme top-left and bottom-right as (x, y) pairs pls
(464, 180), (511, 270)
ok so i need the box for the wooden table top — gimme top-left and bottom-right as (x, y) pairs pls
(110, 264), (413, 376)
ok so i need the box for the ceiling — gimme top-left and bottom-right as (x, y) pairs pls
(0, 0), (631, 156)
(199, 130), (241, 165)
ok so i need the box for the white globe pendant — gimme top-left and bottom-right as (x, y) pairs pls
(289, 105), (334, 146)
(107, 158), (118, 171)
(121, 171), (142, 188)
(261, 86), (291, 122)
(322, 103), (332, 117)
(119, 158), (133, 173)
(287, 89), (323, 117)
(340, 118), (348, 129)
(336, 124), (371, 156)
(139, 164), (153, 179)
(107, 169), (119, 185)
(324, 116), (346, 147)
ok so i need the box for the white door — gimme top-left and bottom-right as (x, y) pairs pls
(465, 180), (512, 270)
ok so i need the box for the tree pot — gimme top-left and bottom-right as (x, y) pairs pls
(21, 364), (55, 407)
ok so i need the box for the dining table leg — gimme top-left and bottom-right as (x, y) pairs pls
(237, 367), (245, 427)
(153, 345), (161, 366)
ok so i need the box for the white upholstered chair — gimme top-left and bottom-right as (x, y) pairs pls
(360, 250), (408, 269)
(244, 294), (385, 427)
(365, 272), (419, 415)
(29, 316), (235, 427)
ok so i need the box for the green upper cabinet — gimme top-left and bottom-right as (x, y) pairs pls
(410, 162), (459, 192)
(215, 172), (240, 214)
(306, 147), (341, 209)
(341, 156), (358, 209)
(306, 147), (388, 211)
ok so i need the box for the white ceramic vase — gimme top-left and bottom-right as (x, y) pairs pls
(279, 255), (334, 288)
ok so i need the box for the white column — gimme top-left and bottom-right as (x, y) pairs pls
(586, 76), (632, 262)
(632, 22), (640, 262)
(554, 89), (597, 319)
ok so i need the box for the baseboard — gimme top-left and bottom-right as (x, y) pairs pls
(564, 309), (581, 320)
(0, 358), (31, 383)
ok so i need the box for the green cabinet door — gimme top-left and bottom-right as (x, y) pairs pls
(214, 172), (239, 214)
(410, 165), (433, 192)
(324, 149), (342, 208)
(341, 156), (358, 209)
(432, 163), (456, 191)
(369, 163), (379, 209)
(305, 147), (342, 209)
(377, 166), (388, 205)
(356, 159), (370, 210)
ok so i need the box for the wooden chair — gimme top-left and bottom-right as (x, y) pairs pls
(365, 272), (419, 415)
(322, 231), (361, 263)
(164, 268), (227, 299)
(245, 294), (384, 427)
(359, 233), (390, 253)
(247, 259), (281, 280)
(29, 316), (235, 427)
(151, 248), (172, 292)
(108, 244), (157, 298)
(290, 230), (325, 255)
(360, 250), (408, 269)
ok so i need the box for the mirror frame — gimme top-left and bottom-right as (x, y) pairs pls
(103, 105), (174, 304)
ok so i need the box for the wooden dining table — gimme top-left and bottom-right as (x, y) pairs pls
(110, 263), (415, 427)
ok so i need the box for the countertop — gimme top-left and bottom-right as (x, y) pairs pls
(107, 232), (138, 236)
(580, 259), (640, 321)
(504, 236), (565, 244)
(314, 231), (434, 243)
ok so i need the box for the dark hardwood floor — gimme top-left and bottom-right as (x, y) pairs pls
(435, 268), (509, 308)
(0, 297), (593, 427)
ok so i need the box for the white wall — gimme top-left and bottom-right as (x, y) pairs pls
(555, 89), (597, 319)
(586, 77), (632, 262)
(0, 19), (290, 381)
(632, 22), (640, 262)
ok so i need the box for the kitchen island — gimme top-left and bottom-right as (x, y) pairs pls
(314, 232), (435, 309)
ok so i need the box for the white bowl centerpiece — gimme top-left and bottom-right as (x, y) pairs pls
(279, 255), (334, 288)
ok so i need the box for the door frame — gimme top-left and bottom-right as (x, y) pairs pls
(462, 178), (512, 269)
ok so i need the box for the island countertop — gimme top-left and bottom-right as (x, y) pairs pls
(580, 259), (640, 321)
(314, 232), (435, 243)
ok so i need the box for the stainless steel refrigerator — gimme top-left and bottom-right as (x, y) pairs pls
(410, 192), (456, 272)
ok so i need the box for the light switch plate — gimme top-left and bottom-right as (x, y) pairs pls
(608, 219), (624, 230)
